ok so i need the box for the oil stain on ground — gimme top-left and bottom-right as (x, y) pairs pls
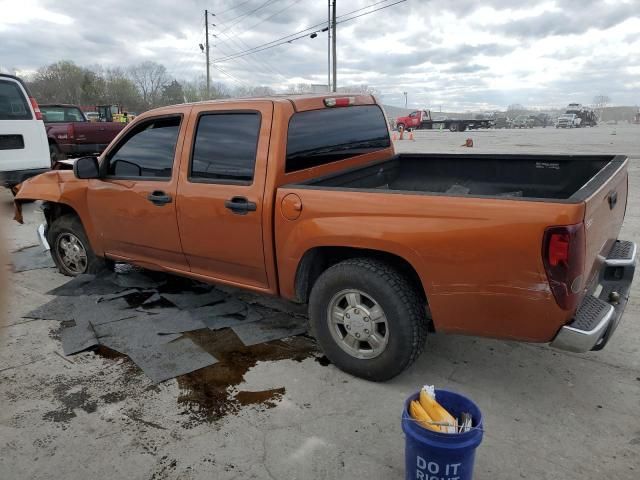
(177, 329), (317, 426)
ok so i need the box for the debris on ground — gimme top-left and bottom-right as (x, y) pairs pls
(10, 245), (55, 272)
(20, 252), (310, 384)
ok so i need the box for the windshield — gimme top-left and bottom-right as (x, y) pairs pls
(40, 106), (86, 123)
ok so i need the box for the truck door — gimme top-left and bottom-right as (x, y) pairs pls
(176, 101), (273, 290)
(86, 112), (190, 271)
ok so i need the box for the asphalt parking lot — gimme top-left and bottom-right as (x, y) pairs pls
(2, 125), (639, 480)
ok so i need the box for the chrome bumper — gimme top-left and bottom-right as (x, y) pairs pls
(551, 240), (636, 353)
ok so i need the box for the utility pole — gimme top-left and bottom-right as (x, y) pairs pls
(404, 91), (408, 108)
(327, 0), (331, 91)
(205, 9), (211, 98)
(331, 0), (337, 92)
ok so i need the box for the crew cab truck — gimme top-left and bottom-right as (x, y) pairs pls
(15, 94), (636, 381)
(395, 109), (493, 132)
(41, 104), (124, 163)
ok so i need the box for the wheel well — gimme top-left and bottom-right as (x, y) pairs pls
(294, 246), (427, 305)
(42, 202), (80, 226)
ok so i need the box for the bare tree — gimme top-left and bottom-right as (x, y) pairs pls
(593, 94), (611, 119)
(128, 61), (170, 107)
(337, 84), (380, 95)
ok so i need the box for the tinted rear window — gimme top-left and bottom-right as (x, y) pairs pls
(286, 105), (390, 173)
(0, 79), (32, 120)
(41, 106), (86, 122)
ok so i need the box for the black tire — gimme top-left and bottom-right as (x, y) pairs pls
(49, 143), (66, 165)
(308, 258), (427, 381)
(449, 123), (459, 132)
(397, 123), (405, 132)
(47, 215), (109, 276)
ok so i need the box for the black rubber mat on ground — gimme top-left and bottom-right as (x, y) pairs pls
(24, 266), (307, 382)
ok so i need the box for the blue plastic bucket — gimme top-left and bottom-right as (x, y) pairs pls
(401, 389), (483, 480)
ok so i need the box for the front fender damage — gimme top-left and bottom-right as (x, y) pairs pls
(13, 171), (73, 224)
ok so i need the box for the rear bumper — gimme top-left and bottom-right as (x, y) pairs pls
(551, 240), (636, 353)
(0, 167), (49, 187)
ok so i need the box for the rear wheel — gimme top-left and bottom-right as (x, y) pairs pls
(449, 123), (459, 132)
(397, 123), (405, 132)
(308, 258), (427, 381)
(49, 144), (66, 165)
(47, 215), (109, 276)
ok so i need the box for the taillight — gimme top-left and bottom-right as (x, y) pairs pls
(324, 96), (355, 107)
(542, 223), (585, 311)
(29, 97), (42, 120)
(67, 123), (75, 139)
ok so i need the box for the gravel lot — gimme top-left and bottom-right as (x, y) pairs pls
(2, 124), (639, 480)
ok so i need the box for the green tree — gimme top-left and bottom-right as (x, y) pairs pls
(161, 80), (184, 106)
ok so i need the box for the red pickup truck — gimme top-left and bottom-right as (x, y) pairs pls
(16, 94), (636, 381)
(41, 104), (124, 163)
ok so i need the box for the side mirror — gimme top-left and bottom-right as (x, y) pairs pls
(73, 156), (100, 179)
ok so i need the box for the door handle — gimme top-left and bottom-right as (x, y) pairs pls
(147, 190), (172, 206)
(224, 196), (257, 215)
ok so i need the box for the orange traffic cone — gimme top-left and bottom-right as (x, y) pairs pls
(409, 130), (415, 141)
(399, 126), (404, 140)
(392, 132), (398, 141)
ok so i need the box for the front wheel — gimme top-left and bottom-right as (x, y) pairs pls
(308, 258), (427, 381)
(47, 215), (109, 276)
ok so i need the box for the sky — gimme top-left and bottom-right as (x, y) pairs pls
(0, 0), (639, 110)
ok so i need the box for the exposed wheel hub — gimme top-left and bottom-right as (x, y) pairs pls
(343, 307), (372, 338)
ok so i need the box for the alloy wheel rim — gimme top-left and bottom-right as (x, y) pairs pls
(56, 233), (88, 274)
(327, 289), (389, 359)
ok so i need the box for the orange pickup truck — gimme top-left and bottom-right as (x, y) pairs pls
(16, 94), (636, 381)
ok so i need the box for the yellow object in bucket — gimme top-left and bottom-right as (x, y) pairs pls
(410, 385), (458, 433)
(409, 400), (441, 432)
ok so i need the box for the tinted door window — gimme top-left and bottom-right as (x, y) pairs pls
(190, 113), (260, 182)
(286, 105), (390, 173)
(107, 116), (180, 179)
(0, 80), (31, 120)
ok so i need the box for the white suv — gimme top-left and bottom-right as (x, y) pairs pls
(0, 74), (50, 188)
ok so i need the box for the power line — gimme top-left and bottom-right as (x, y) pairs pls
(213, 0), (405, 62)
(212, 64), (252, 88)
(213, 31), (290, 82)
(337, 0), (407, 25)
(219, 0), (280, 34)
(214, 0), (254, 17)
(242, 0), (303, 32)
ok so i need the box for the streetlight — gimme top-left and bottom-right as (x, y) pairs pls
(403, 91), (408, 108)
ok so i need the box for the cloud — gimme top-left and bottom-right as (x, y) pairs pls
(0, 0), (638, 110)
(497, 2), (639, 38)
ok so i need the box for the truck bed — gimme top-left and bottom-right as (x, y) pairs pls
(297, 153), (624, 201)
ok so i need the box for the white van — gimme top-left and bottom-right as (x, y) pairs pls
(0, 74), (50, 188)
